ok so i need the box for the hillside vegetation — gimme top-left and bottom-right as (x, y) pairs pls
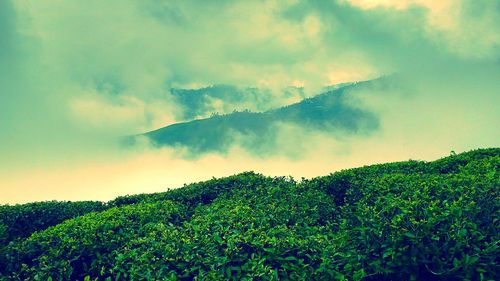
(171, 85), (281, 121)
(144, 80), (380, 154)
(1, 148), (498, 280)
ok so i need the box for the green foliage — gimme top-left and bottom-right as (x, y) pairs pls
(0, 200), (106, 245)
(109, 171), (273, 207)
(330, 171), (498, 280)
(303, 148), (500, 280)
(429, 148), (500, 174)
(0, 223), (7, 245)
(2, 201), (185, 280)
(74, 177), (337, 280)
(1, 148), (498, 280)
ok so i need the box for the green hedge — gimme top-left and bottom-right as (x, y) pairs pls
(109, 171), (273, 207)
(0, 148), (498, 280)
(0, 201), (106, 246)
(2, 200), (186, 280)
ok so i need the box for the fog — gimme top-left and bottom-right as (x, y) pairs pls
(0, 0), (498, 203)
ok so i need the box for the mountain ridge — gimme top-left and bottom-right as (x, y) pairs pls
(142, 78), (385, 153)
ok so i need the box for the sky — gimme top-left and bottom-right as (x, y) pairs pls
(0, 0), (499, 204)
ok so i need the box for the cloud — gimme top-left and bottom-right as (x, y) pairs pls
(0, 0), (498, 203)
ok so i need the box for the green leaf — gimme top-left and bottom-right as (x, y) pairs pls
(404, 232), (416, 238)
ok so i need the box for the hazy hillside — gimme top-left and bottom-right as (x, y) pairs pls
(171, 85), (306, 121)
(1, 148), (498, 280)
(145, 80), (380, 153)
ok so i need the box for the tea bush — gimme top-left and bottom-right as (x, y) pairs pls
(0, 148), (498, 280)
(109, 171), (273, 207)
(0, 200), (106, 245)
(2, 201), (186, 280)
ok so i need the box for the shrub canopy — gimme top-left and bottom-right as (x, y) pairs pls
(1, 148), (498, 280)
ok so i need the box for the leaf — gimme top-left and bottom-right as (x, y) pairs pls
(273, 269), (279, 280)
(404, 232), (416, 239)
(263, 248), (275, 253)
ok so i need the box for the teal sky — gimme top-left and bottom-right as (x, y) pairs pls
(0, 0), (499, 203)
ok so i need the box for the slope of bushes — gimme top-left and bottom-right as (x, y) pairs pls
(1, 148), (498, 280)
(108, 171), (273, 207)
(0, 201), (106, 246)
(2, 201), (186, 280)
(0, 172), (271, 248)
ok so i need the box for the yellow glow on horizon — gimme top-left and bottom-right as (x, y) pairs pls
(0, 134), (457, 205)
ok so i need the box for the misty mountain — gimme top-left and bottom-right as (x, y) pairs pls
(171, 85), (306, 121)
(143, 80), (381, 154)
